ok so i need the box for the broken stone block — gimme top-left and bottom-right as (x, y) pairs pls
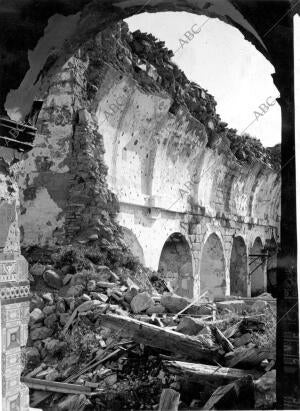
(90, 292), (108, 302)
(130, 292), (154, 313)
(24, 347), (40, 368)
(94, 265), (116, 282)
(44, 313), (58, 329)
(56, 299), (66, 313)
(216, 300), (246, 314)
(124, 287), (138, 303)
(43, 269), (63, 289)
(87, 279), (97, 291)
(160, 293), (190, 313)
(146, 304), (166, 315)
(59, 313), (70, 326)
(77, 300), (101, 313)
(45, 369), (60, 381)
(29, 308), (45, 325)
(30, 294), (45, 311)
(44, 339), (67, 355)
(66, 285), (84, 297)
(43, 305), (56, 316)
(30, 263), (45, 277)
(42, 293), (54, 305)
(176, 316), (205, 336)
(30, 326), (53, 341)
(63, 273), (73, 285)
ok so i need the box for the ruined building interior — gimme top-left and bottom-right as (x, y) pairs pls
(0, 1), (299, 410)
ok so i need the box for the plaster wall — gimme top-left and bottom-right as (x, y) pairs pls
(6, 30), (280, 300)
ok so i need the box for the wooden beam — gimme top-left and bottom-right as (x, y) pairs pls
(98, 314), (220, 363)
(21, 377), (96, 396)
(202, 375), (255, 410)
(158, 389), (180, 411)
(225, 347), (275, 368)
(163, 360), (261, 383)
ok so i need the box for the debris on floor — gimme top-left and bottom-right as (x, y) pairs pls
(23, 248), (277, 410)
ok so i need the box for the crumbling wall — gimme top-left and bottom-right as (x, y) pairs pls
(5, 22), (280, 299)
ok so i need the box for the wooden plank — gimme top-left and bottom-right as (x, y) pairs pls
(98, 314), (220, 363)
(212, 326), (234, 352)
(225, 347), (275, 368)
(202, 375), (255, 410)
(163, 360), (261, 383)
(158, 388), (180, 411)
(21, 377), (94, 395)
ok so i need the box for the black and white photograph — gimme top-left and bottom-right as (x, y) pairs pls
(0, 0), (299, 410)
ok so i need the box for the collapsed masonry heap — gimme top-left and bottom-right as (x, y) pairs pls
(24, 245), (276, 410)
(97, 22), (280, 169)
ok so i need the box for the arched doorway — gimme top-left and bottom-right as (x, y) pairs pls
(200, 233), (226, 298)
(158, 233), (193, 298)
(230, 236), (248, 296)
(250, 237), (266, 296)
(121, 227), (145, 265)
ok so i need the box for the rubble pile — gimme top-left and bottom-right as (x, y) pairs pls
(102, 22), (280, 167)
(23, 246), (277, 410)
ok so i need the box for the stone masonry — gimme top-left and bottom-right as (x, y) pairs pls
(6, 23), (281, 300)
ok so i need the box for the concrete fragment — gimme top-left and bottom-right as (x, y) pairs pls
(130, 292), (154, 313)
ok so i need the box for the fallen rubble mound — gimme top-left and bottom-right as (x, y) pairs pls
(23, 247), (277, 410)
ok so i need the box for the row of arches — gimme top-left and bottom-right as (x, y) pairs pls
(158, 233), (271, 298)
(125, 227), (275, 299)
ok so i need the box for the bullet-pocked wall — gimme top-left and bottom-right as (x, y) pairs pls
(4, 21), (281, 301)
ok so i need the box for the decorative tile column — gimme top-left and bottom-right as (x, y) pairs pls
(0, 147), (31, 410)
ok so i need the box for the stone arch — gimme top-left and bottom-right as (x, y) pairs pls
(200, 233), (226, 298)
(229, 236), (248, 296)
(121, 227), (145, 265)
(250, 237), (266, 296)
(158, 232), (193, 298)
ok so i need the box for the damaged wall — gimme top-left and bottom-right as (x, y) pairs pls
(6, 22), (281, 299)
